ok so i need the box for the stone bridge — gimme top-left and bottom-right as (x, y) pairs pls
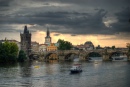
(29, 49), (130, 61)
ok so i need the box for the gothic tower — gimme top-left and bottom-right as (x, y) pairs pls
(20, 25), (31, 56)
(45, 28), (51, 45)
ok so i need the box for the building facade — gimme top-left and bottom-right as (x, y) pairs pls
(20, 26), (31, 56)
(76, 44), (85, 50)
(39, 44), (48, 52)
(46, 43), (57, 51)
(84, 41), (94, 50)
(31, 41), (39, 52)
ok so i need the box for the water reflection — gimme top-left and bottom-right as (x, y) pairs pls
(88, 57), (102, 61)
(18, 62), (32, 87)
(0, 60), (130, 87)
(19, 62), (32, 77)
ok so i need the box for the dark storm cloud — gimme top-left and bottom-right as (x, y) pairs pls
(31, 0), (130, 11)
(110, 7), (130, 33)
(32, 0), (130, 4)
(0, 0), (15, 12)
(71, 34), (77, 36)
(0, 0), (130, 36)
(0, 9), (110, 34)
(43, 9), (108, 34)
(0, 0), (12, 7)
(0, 25), (15, 32)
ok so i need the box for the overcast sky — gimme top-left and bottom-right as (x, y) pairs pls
(0, 0), (130, 47)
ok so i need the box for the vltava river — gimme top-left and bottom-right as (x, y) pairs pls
(0, 58), (130, 87)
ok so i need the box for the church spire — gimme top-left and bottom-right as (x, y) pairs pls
(46, 27), (50, 37)
(45, 27), (51, 44)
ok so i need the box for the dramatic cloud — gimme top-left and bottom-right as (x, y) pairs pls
(0, 0), (130, 47)
(0, 10), (109, 34)
(110, 7), (130, 33)
(53, 33), (60, 36)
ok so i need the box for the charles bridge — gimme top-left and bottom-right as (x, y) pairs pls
(29, 48), (130, 61)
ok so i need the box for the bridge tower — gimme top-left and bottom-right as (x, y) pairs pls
(102, 49), (111, 61)
(20, 25), (31, 56)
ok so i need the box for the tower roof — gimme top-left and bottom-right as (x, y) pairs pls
(24, 25), (29, 34)
(46, 28), (50, 37)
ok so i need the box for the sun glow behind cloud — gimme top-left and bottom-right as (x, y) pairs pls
(0, 30), (129, 48)
(30, 31), (128, 47)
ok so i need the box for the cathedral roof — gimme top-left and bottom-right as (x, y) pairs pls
(84, 41), (93, 45)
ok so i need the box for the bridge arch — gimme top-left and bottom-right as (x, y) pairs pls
(29, 54), (40, 60)
(44, 53), (58, 60)
(109, 51), (127, 60)
(64, 53), (79, 61)
(84, 52), (103, 60)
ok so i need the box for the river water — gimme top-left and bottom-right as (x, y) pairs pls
(0, 58), (130, 87)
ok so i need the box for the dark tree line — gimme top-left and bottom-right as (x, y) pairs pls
(0, 41), (19, 63)
(0, 41), (27, 64)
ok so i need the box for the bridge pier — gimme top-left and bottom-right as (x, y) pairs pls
(79, 56), (87, 61)
(102, 54), (111, 61)
(127, 55), (130, 61)
(126, 51), (130, 61)
(58, 56), (65, 61)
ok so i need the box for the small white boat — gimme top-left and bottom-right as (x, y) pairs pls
(115, 57), (124, 60)
(113, 55), (125, 60)
(70, 64), (82, 74)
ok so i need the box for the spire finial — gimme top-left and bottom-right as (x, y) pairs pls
(24, 25), (28, 33)
(46, 27), (50, 37)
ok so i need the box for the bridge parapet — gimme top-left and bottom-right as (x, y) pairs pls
(64, 50), (80, 55)
(30, 49), (129, 61)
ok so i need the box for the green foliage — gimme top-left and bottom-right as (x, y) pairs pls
(18, 50), (27, 62)
(126, 43), (130, 52)
(0, 41), (19, 63)
(57, 39), (73, 50)
(95, 45), (103, 49)
(112, 46), (115, 49)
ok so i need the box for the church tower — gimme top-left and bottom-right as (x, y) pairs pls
(45, 28), (51, 45)
(20, 25), (31, 56)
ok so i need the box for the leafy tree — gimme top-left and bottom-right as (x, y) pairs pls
(18, 50), (27, 62)
(126, 43), (130, 58)
(126, 43), (130, 52)
(112, 45), (115, 50)
(0, 41), (19, 63)
(95, 45), (103, 49)
(57, 39), (73, 50)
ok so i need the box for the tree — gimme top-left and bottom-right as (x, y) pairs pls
(0, 41), (19, 63)
(18, 50), (27, 62)
(112, 45), (115, 50)
(126, 43), (130, 52)
(57, 39), (73, 50)
(95, 45), (103, 49)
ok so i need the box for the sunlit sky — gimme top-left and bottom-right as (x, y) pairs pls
(0, 0), (130, 47)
